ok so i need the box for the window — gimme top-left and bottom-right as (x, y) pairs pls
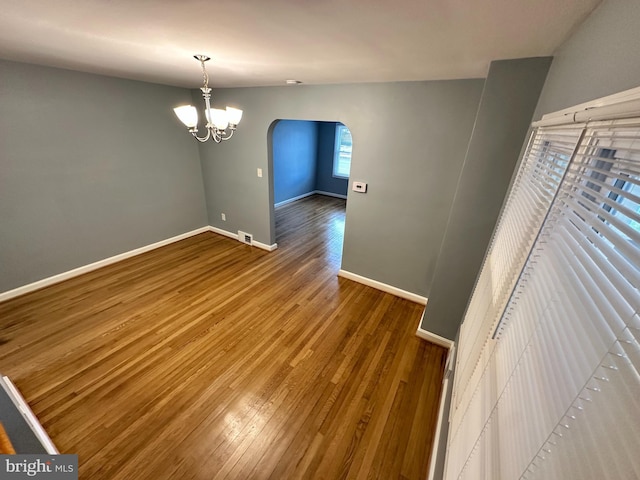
(614, 178), (640, 233)
(581, 147), (615, 204)
(332, 124), (352, 179)
(579, 144), (640, 242)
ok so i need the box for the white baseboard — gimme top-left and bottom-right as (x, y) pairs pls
(208, 226), (277, 252)
(208, 225), (239, 241)
(0, 225), (281, 302)
(415, 326), (454, 349)
(1, 375), (58, 454)
(0, 227), (210, 303)
(337, 269), (428, 305)
(275, 190), (347, 208)
(427, 342), (456, 480)
(275, 191), (316, 208)
(315, 190), (347, 200)
(428, 375), (450, 480)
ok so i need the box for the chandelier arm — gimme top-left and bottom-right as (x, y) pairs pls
(220, 129), (235, 141)
(191, 129), (211, 143)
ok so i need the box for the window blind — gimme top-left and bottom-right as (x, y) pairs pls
(453, 125), (584, 400)
(448, 126), (584, 477)
(516, 120), (640, 480)
(445, 114), (640, 479)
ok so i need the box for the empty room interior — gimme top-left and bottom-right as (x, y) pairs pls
(1, 0), (640, 478)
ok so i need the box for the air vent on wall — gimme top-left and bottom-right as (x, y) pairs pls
(238, 231), (253, 245)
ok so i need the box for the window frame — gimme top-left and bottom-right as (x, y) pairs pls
(332, 124), (352, 179)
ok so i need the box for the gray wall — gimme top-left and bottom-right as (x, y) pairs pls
(425, 0), (640, 339)
(315, 122), (349, 196)
(421, 57), (552, 340)
(199, 80), (484, 294)
(272, 120), (318, 204)
(534, 0), (640, 119)
(0, 60), (208, 293)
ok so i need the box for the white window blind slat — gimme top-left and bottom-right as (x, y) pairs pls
(446, 114), (640, 480)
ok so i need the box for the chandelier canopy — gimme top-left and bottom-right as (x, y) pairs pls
(173, 55), (242, 143)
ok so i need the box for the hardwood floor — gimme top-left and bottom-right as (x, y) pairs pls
(0, 194), (447, 480)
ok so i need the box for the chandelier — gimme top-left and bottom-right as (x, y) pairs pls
(173, 55), (243, 143)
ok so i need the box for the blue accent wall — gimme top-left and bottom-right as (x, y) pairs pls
(273, 120), (349, 205)
(315, 122), (349, 196)
(273, 120), (318, 204)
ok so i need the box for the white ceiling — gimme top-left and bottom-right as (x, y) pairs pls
(0, 0), (601, 88)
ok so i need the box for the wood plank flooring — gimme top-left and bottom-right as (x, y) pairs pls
(0, 194), (447, 480)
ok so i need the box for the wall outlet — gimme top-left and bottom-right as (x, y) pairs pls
(257, 168), (263, 178)
(238, 231), (253, 245)
(221, 213), (226, 221)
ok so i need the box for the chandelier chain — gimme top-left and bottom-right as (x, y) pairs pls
(200, 58), (209, 90)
